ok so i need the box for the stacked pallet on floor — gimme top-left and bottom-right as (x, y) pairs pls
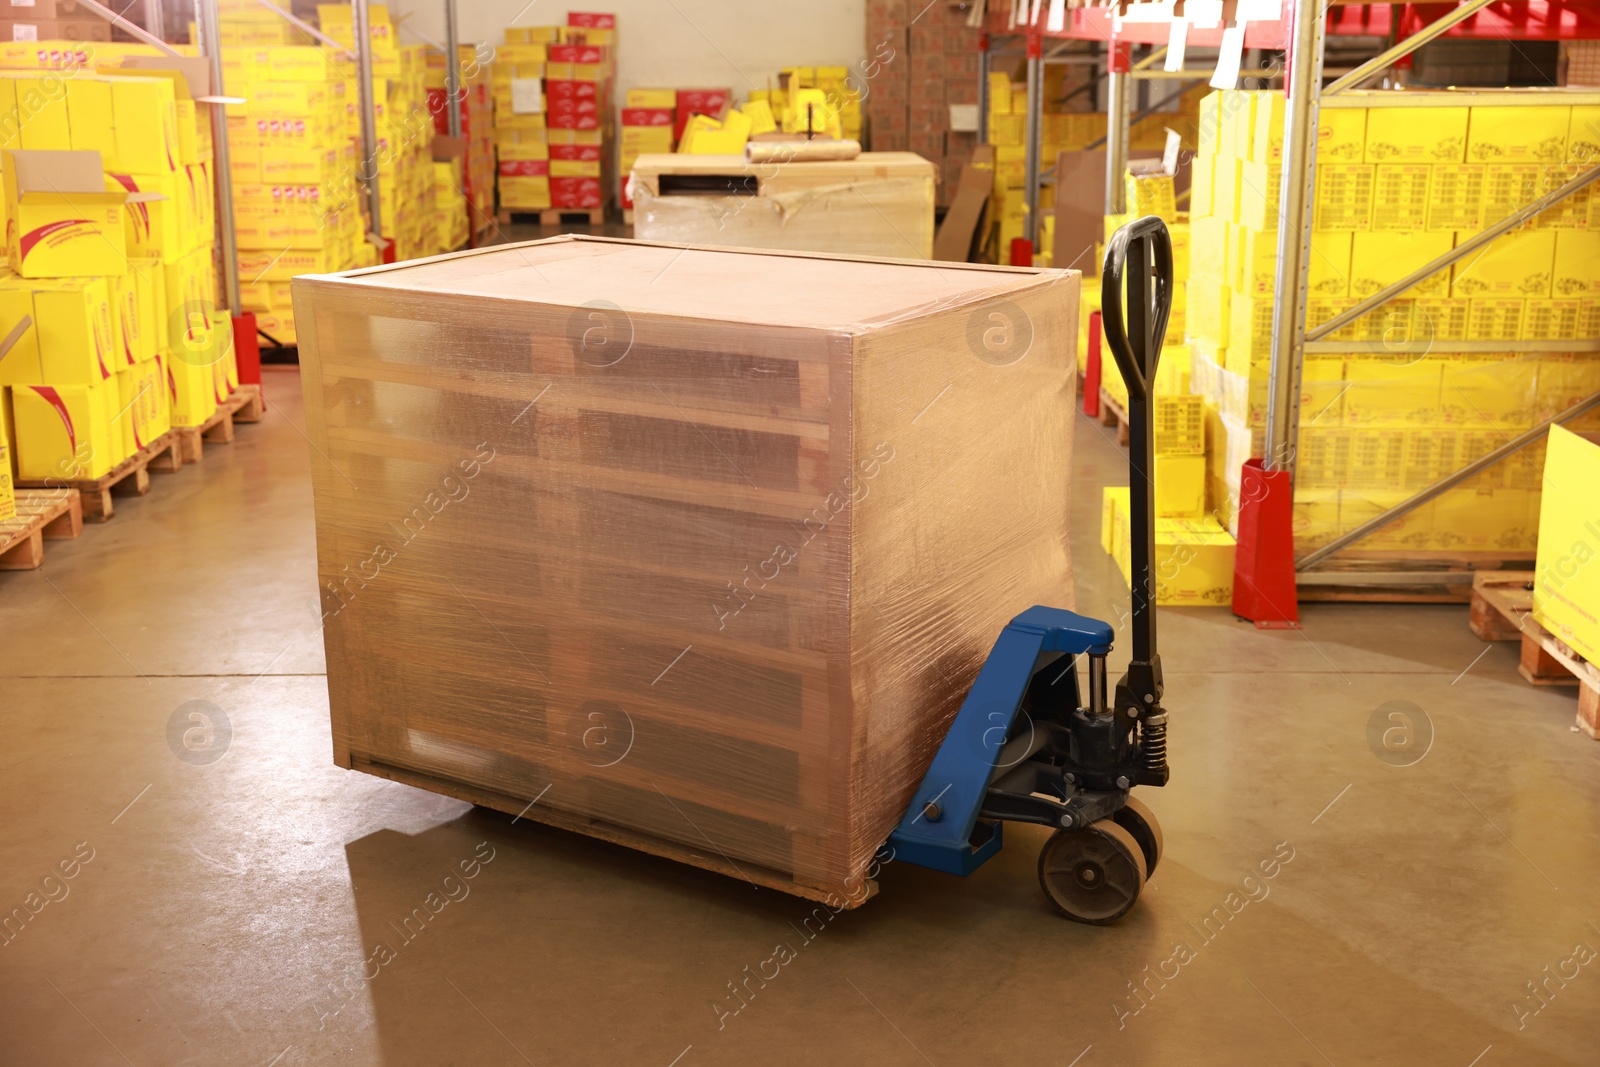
(0, 490), (83, 569)
(1470, 572), (1600, 737)
(294, 235), (1079, 904)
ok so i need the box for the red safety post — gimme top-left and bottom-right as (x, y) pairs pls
(231, 311), (261, 388)
(1083, 310), (1102, 418)
(1231, 458), (1301, 628)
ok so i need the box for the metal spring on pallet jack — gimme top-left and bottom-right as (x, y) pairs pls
(1142, 715), (1168, 774)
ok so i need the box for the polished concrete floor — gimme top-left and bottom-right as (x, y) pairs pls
(3, 366), (1598, 1066)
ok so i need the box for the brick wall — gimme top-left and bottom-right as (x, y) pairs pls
(865, 0), (983, 203)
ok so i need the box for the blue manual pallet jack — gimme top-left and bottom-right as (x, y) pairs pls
(887, 217), (1174, 923)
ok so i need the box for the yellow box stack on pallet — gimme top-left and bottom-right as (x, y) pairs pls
(211, 4), (364, 355)
(425, 45), (496, 245)
(492, 31), (554, 210)
(985, 76), (1205, 265)
(1183, 87), (1600, 556)
(317, 5), (441, 262)
(0, 58), (222, 480)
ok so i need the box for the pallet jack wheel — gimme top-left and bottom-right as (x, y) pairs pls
(1037, 820), (1147, 924)
(1111, 796), (1164, 878)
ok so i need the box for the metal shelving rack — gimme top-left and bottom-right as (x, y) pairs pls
(982, 0), (1600, 592)
(1265, 0), (1600, 583)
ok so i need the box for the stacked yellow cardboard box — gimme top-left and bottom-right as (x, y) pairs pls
(1095, 177), (1234, 604)
(425, 46), (495, 245)
(316, 4), (440, 262)
(986, 74), (1205, 264)
(492, 30), (552, 211)
(618, 86), (674, 211)
(206, 5), (362, 349)
(1186, 87), (1600, 555)
(0, 58), (235, 485)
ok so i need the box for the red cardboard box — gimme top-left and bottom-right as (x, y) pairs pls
(548, 97), (600, 116)
(551, 176), (602, 207)
(499, 159), (550, 177)
(567, 12), (616, 27)
(547, 110), (600, 130)
(674, 88), (729, 141)
(546, 79), (600, 101)
(549, 44), (604, 64)
(550, 143), (603, 162)
(620, 107), (672, 127)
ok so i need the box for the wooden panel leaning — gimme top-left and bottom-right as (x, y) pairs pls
(293, 235), (1079, 905)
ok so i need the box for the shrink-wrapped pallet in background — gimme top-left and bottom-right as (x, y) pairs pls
(294, 236), (1078, 904)
(629, 152), (937, 259)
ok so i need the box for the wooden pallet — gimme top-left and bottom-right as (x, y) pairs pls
(497, 207), (607, 228)
(1097, 388), (1131, 446)
(1299, 553), (1535, 603)
(1470, 571), (1600, 738)
(347, 755), (871, 907)
(17, 432), (181, 522)
(0, 489), (83, 570)
(172, 384), (264, 465)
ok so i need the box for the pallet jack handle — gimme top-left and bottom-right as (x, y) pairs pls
(1100, 217), (1173, 708)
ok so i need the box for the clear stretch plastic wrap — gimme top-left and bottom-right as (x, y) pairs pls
(629, 152), (936, 260)
(294, 236), (1079, 905)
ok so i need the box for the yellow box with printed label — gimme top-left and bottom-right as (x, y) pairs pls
(1313, 163), (1374, 230)
(109, 75), (181, 173)
(1552, 231), (1600, 296)
(1371, 164), (1432, 231)
(34, 277), (118, 386)
(1341, 489), (1435, 550)
(1236, 160), (1279, 231)
(1450, 227), (1555, 297)
(1342, 358), (1443, 427)
(1317, 106), (1367, 162)
(1441, 355), (1537, 428)
(165, 343), (222, 429)
(0, 275), (42, 386)
(11, 381), (120, 480)
(628, 88), (678, 108)
(1467, 105), (1570, 164)
(1465, 298), (1524, 341)
(1155, 453), (1206, 518)
(1428, 163), (1485, 231)
(1213, 157), (1241, 222)
(1432, 486), (1536, 551)
(1238, 227), (1351, 297)
(1250, 90), (1285, 163)
(1534, 427), (1600, 662)
(1365, 105), (1468, 163)
(64, 77), (115, 161)
(1349, 231), (1452, 297)
(12, 75), (70, 150)
(4, 150), (150, 278)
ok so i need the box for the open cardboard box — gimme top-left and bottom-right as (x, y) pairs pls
(3, 149), (162, 277)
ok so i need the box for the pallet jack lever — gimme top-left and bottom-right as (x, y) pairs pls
(885, 218), (1173, 922)
(1101, 216), (1173, 786)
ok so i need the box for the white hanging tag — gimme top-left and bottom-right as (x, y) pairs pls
(1047, 0), (1066, 32)
(1210, 22), (1246, 90)
(1165, 17), (1189, 71)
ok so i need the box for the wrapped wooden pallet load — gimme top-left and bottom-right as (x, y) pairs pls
(295, 235), (1079, 905)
